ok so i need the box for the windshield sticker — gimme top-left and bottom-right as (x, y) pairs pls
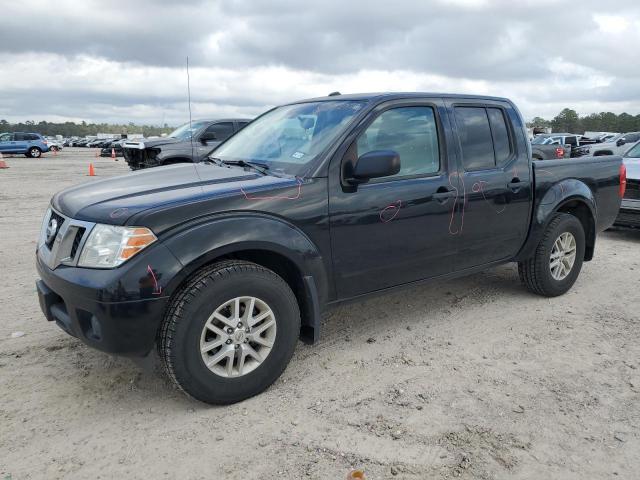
(291, 151), (305, 159)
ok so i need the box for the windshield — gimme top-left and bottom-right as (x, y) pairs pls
(531, 136), (551, 145)
(624, 142), (640, 158)
(168, 121), (210, 140)
(212, 100), (366, 175)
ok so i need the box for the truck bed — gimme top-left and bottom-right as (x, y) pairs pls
(532, 156), (623, 233)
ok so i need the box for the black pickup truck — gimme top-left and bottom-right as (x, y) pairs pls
(122, 118), (251, 170)
(36, 93), (624, 404)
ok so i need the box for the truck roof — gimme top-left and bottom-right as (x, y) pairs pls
(291, 92), (512, 104)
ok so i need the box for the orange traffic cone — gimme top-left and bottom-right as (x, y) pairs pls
(88, 163), (95, 176)
(111, 147), (117, 161)
(347, 470), (366, 480)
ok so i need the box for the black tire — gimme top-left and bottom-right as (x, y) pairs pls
(28, 147), (42, 158)
(518, 213), (585, 297)
(158, 260), (300, 404)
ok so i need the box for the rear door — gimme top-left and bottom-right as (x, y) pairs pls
(11, 133), (28, 153)
(328, 99), (459, 298)
(445, 101), (532, 269)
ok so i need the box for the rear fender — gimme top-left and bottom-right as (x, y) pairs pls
(516, 179), (596, 261)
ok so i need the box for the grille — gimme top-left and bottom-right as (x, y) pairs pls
(70, 227), (86, 259)
(624, 180), (640, 201)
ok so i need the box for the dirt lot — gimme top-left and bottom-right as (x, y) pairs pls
(1, 148), (639, 479)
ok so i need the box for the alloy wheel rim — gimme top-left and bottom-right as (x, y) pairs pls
(549, 232), (577, 281)
(200, 296), (277, 378)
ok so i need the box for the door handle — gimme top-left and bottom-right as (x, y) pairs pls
(507, 178), (529, 192)
(432, 188), (456, 204)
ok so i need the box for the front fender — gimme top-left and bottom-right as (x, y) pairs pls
(515, 179), (596, 261)
(160, 213), (329, 306)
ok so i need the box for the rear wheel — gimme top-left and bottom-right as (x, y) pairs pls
(518, 213), (585, 297)
(28, 147), (42, 158)
(158, 260), (300, 404)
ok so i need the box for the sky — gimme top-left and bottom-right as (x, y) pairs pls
(1, 0), (639, 126)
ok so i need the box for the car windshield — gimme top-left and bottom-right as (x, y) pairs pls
(212, 100), (366, 175)
(624, 142), (640, 158)
(532, 136), (551, 145)
(168, 121), (210, 140)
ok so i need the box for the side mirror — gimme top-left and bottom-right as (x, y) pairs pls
(617, 138), (626, 147)
(349, 150), (400, 183)
(200, 132), (217, 143)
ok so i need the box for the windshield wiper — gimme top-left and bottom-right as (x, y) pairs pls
(219, 159), (270, 176)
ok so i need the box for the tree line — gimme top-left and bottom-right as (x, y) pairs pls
(529, 109), (640, 134)
(0, 119), (174, 138)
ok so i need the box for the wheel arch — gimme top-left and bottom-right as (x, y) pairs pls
(161, 215), (329, 343)
(516, 180), (596, 262)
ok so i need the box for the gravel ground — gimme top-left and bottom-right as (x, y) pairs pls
(1, 148), (639, 479)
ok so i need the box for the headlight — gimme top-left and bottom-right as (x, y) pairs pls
(77, 224), (157, 268)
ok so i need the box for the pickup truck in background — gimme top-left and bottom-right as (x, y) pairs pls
(577, 131), (640, 157)
(122, 118), (251, 170)
(35, 93), (624, 404)
(614, 140), (640, 228)
(530, 133), (593, 159)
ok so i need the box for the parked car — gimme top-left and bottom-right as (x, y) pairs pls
(614, 141), (640, 228)
(0, 132), (50, 157)
(122, 119), (251, 170)
(578, 132), (640, 157)
(100, 140), (124, 157)
(46, 138), (64, 152)
(35, 92), (624, 404)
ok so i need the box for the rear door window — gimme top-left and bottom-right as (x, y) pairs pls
(486, 108), (512, 165)
(455, 106), (514, 170)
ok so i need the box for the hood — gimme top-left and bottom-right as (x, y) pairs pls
(51, 163), (271, 224)
(123, 137), (182, 149)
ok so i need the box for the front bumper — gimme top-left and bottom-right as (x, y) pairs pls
(35, 240), (184, 357)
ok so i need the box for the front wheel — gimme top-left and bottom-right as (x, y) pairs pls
(518, 213), (585, 297)
(158, 260), (300, 404)
(28, 147), (42, 158)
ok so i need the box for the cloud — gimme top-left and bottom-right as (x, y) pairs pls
(1, 0), (639, 124)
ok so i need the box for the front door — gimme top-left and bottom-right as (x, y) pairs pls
(329, 100), (459, 299)
(445, 102), (533, 269)
(0, 133), (12, 153)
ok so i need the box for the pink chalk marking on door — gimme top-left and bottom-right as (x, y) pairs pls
(240, 177), (303, 201)
(472, 180), (506, 214)
(380, 200), (402, 223)
(448, 172), (466, 235)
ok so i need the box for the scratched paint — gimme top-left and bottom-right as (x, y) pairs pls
(240, 177), (303, 201)
(109, 207), (129, 219)
(147, 265), (162, 295)
(379, 200), (402, 223)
